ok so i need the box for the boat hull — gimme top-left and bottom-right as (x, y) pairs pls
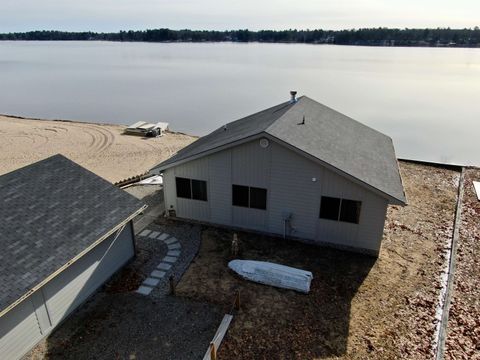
(228, 260), (313, 293)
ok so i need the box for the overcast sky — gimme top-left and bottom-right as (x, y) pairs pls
(2, 0), (479, 32)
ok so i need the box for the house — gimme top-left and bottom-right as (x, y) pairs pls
(0, 155), (145, 360)
(152, 93), (406, 255)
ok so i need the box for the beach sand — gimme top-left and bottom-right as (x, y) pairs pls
(0, 115), (196, 183)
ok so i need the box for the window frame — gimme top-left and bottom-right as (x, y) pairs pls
(319, 196), (341, 221)
(232, 184), (249, 208)
(339, 199), (362, 224)
(175, 177), (208, 202)
(232, 184), (267, 210)
(176, 177), (192, 199)
(191, 179), (208, 201)
(319, 196), (362, 224)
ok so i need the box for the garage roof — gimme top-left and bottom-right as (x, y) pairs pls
(0, 155), (145, 314)
(152, 96), (406, 204)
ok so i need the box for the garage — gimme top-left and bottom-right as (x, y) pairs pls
(0, 155), (145, 360)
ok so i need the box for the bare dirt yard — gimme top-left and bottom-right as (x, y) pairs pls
(176, 161), (461, 359)
(444, 168), (480, 360)
(0, 115), (196, 183)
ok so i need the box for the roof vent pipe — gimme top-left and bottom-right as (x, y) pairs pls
(290, 91), (297, 103)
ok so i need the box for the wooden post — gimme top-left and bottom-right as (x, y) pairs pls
(203, 315), (233, 360)
(210, 343), (217, 360)
(169, 275), (175, 295)
(231, 233), (238, 258)
(234, 290), (240, 311)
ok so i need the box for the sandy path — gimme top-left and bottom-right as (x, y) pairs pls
(0, 115), (196, 183)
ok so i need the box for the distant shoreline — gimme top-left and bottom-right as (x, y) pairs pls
(1, 39), (479, 49)
(1, 27), (479, 48)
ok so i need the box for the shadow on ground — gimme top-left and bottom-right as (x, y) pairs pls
(42, 293), (223, 360)
(176, 227), (377, 359)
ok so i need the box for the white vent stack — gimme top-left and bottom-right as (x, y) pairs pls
(290, 91), (297, 103)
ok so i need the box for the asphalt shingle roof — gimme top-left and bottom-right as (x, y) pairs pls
(153, 96), (406, 204)
(0, 155), (144, 314)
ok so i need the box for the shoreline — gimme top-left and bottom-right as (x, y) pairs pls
(1, 40), (479, 49)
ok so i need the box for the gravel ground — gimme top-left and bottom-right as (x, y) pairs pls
(29, 293), (223, 360)
(444, 168), (480, 359)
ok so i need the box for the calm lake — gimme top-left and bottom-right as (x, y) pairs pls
(0, 41), (479, 165)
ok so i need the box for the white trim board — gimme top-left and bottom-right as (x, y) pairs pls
(473, 181), (480, 201)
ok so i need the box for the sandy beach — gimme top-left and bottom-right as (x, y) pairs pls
(0, 115), (196, 183)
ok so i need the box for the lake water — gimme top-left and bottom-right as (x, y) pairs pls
(0, 41), (479, 165)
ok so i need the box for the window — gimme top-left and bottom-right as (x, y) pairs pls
(232, 185), (249, 207)
(232, 184), (267, 210)
(176, 177), (191, 199)
(176, 177), (207, 201)
(250, 187), (267, 210)
(320, 196), (341, 220)
(192, 179), (208, 201)
(339, 199), (361, 224)
(320, 196), (361, 224)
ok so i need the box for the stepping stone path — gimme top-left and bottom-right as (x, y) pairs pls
(135, 231), (182, 296)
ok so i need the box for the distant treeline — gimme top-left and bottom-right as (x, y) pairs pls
(1, 27), (480, 47)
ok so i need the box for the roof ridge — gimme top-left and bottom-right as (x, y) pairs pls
(264, 96), (304, 133)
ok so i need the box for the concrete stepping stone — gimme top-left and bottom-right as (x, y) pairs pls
(143, 277), (160, 287)
(150, 270), (166, 279)
(162, 256), (178, 263)
(168, 243), (181, 250)
(167, 250), (181, 257)
(139, 230), (151, 237)
(157, 263), (172, 271)
(158, 233), (170, 241)
(136, 286), (153, 295)
(149, 231), (160, 238)
(164, 237), (178, 244)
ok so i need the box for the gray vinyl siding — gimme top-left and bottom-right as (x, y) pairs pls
(163, 139), (389, 254)
(43, 223), (134, 325)
(163, 169), (176, 215)
(208, 151), (232, 225)
(0, 299), (42, 360)
(268, 143), (320, 239)
(231, 141), (269, 230)
(0, 222), (135, 360)
(317, 167), (388, 251)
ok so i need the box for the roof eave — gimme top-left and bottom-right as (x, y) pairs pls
(263, 133), (407, 206)
(150, 133), (267, 173)
(0, 204), (147, 319)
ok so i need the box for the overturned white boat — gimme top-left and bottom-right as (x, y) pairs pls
(228, 260), (313, 293)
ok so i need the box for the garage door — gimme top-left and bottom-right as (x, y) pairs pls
(43, 223), (135, 326)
